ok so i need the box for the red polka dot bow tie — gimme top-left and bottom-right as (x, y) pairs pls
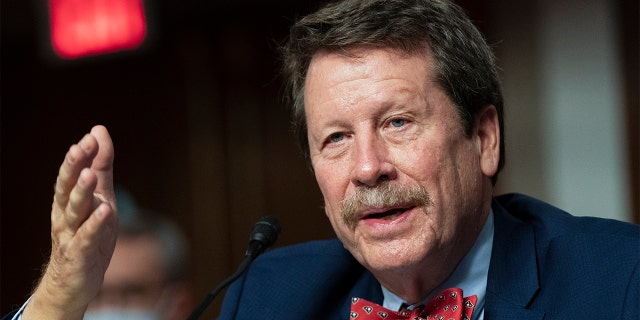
(350, 287), (477, 320)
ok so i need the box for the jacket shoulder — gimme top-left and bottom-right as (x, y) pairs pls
(494, 193), (639, 239)
(218, 238), (380, 319)
(490, 193), (639, 318)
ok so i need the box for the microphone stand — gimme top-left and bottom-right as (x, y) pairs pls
(187, 216), (280, 320)
(186, 253), (254, 320)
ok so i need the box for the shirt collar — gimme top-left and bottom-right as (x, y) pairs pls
(381, 209), (494, 319)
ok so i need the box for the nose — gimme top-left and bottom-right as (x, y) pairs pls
(350, 133), (396, 187)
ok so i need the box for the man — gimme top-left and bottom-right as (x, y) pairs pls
(218, 0), (639, 319)
(4, 0), (639, 319)
(84, 208), (193, 320)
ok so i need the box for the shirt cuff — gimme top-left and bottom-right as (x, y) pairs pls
(10, 296), (31, 320)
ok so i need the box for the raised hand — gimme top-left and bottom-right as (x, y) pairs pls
(23, 125), (118, 320)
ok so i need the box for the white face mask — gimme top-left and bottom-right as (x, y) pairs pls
(83, 308), (161, 320)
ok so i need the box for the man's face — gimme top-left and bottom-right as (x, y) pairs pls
(304, 47), (498, 281)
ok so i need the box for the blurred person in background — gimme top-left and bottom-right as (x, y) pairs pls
(82, 188), (193, 320)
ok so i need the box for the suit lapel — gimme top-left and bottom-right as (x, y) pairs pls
(484, 199), (544, 320)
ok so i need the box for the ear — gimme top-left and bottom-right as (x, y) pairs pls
(475, 104), (500, 178)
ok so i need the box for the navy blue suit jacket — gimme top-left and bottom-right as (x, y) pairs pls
(218, 194), (639, 319)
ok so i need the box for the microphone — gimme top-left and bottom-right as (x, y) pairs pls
(187, 216), (281, 320)
(246, 215), (281, 258)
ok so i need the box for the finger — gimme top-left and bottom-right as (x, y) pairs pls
(82, 202), (118, 250)
(88, 126), (115, 204)
(78, 202), (119, 270)
(89, 125), (114, 172)
(54, 134), (99, 208)
(66, 168), (99, 231)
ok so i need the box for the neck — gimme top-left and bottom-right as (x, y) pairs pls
(375, 210), (490, 304)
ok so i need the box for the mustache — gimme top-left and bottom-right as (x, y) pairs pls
(341, 182), (432, 229)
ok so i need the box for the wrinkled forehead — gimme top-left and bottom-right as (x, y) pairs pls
(304, 46), (436, 105)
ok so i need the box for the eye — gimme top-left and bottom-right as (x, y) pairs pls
(390, 118), (406, 128)
(328, 132), (344, 143)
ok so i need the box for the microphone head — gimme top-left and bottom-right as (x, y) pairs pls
(249, 216), (282, 249)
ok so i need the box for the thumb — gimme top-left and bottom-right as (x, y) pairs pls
(89, 125), (116, 205)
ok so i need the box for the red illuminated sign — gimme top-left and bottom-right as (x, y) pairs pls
(48, 0), (147, 59)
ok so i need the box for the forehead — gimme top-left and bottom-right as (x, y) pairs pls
(304, 47), (435, 108)
(307, 46), (433, 80)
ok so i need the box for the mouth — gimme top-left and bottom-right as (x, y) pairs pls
(361, 206), (413, 221)
(341, 183), (432, 230)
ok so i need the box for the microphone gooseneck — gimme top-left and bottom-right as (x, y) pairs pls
(187, 216), (281, 320)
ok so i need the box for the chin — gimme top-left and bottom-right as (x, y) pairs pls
(355, 239), (428, 272)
